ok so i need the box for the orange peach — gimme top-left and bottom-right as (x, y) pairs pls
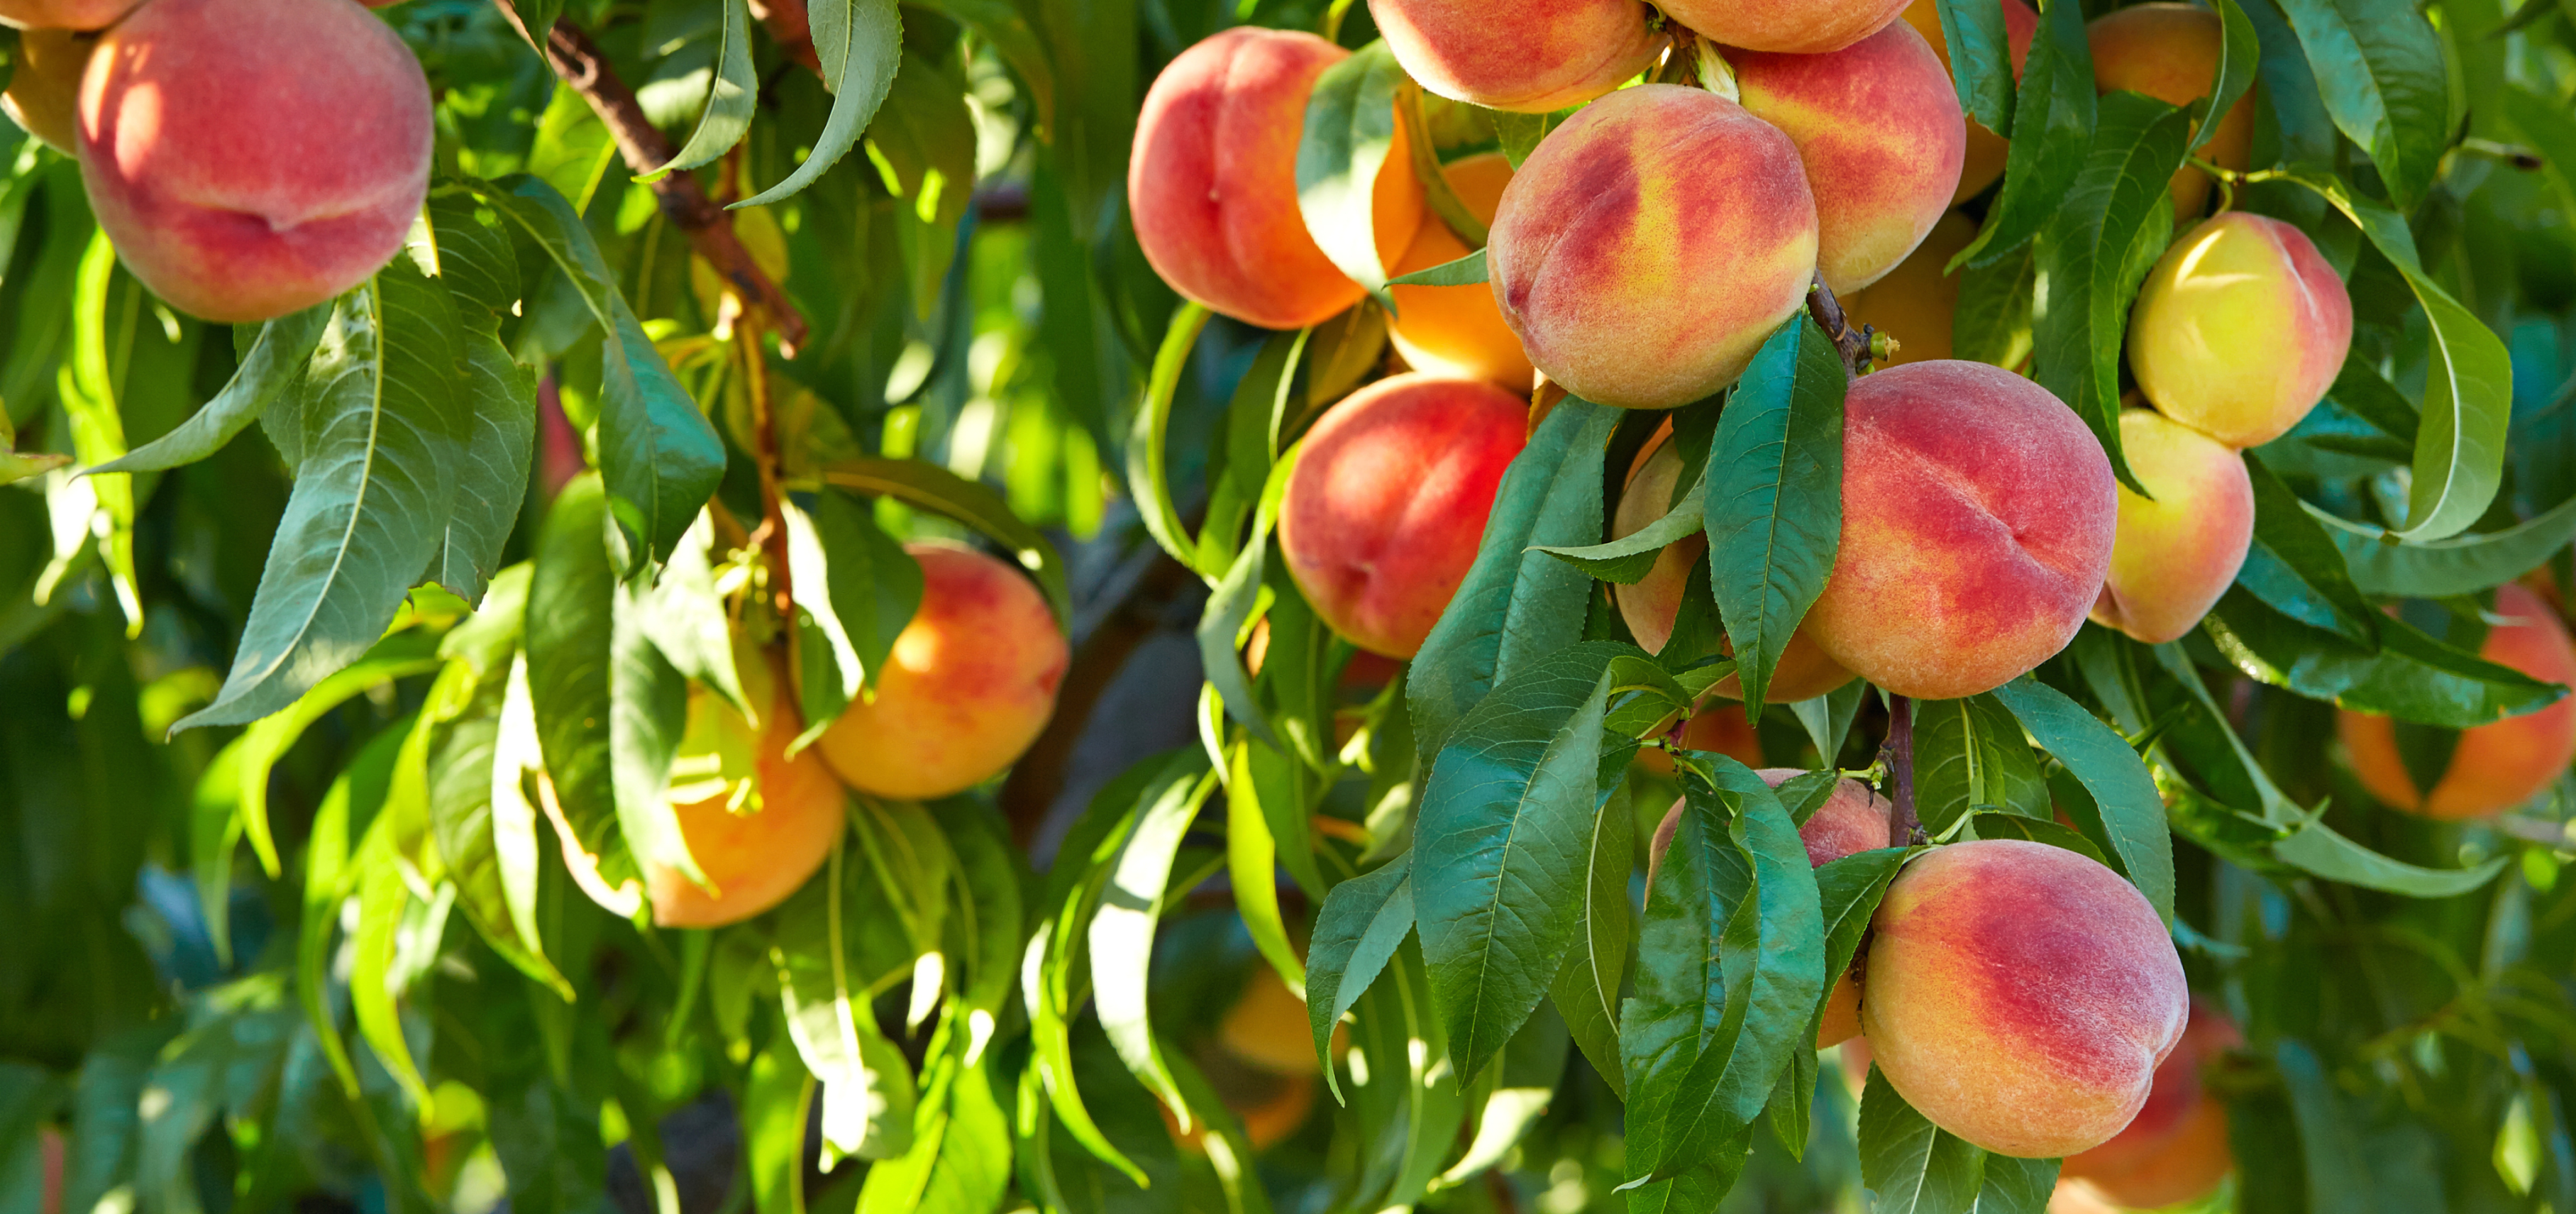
(1129, 27), (1423, 331)
(813, 543), (1070, 800)
(1388, 153), (1534, 389)
(1277, 373), (1527, 658)
(2338, 583), (2576, 820)
(646, 684), (848, 929)
(2089, 409), (2252, 644)
(1371, 0), (1664, 113)
(2128, 212), (2353, 448)
(76, 0), (433, 323)
(1806, 361), (2116, 700)
(1662, 0), (1910, 54)
(1899, 0), (2037, 203)
(2060, 1004), (2240, 1209)
(1488, 84), (1818, 408)
(0, 0), (134, 28)
(2, 31), (90, 153)
(1840, 210), (1977, 367)
(1220, 966), (1346, 1076)
(1862, 839), (2189, 1159)
(2088, 4), (2256, 221)
(1728, 21), (1967, 293)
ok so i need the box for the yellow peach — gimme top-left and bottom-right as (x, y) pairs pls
(1388, 153), (1534, 389)
(2089, 409), (2253, 644)
(2128, 212), (2354, 448)
(2087, 4), (2257, 221)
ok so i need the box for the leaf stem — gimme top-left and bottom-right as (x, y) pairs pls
(1803, 278), (1874, 381)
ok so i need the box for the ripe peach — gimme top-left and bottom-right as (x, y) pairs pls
(1898, 0), (2037, 203)
(2128, 212), (2353, 448)
(2060, 1004), (2240, 1209)
(2, 31), (90, 153)
(1220, 966), (1346, 1076)
(646, 684), (848, 929)
(1805, 361), (2116, 700)
(0, 0), (133, 29)
(1129, 27), (1424, 331)
(1661, 0), (1910, 54)
(1729, 21), (1967, 294)
(1840, 210), (1977, 367)
(1388, 153), (1534, 389)
(76, 0), (433, 323)
(1371, 0), (1664, 113)
(1277, 373), (1527, 658)
(2088, 4), (2256, 221)
(812, 543), (1070, 800)
(1488, 84), (1818, 409)
(1649, 770), (1893, 1048)
(2089, 409), (2252, 644)
(2338, 583), (2576, 820)
(1862, 839), (2189, 1159)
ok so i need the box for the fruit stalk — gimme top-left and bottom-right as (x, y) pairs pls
(1804, 277), (1874, 380)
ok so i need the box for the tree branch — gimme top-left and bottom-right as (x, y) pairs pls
(1805, 277), (1875, 380)
(1881, 695), (1919, 844)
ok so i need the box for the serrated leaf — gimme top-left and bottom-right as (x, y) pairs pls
(1859, 1066), (1987, 1214)
(2238, 453), (2377, 644)
(653, 0), (759, 175)
(2275, 0), (2450, 206)
(1308, 856), (1413, 1104)
(1989, 676), (2174, 923)
(1814, 847), (1910, 1026)
(1534, 456), (1705, 586)
(820, 456), (1071, 627)
(1953, 0), (2096, 269)
(741, 0), (904, 207)
(1972, 1154), (2061, 1214)
(1911, 694), (2048, 837)
(1618, 776), (1752, 1212)
(1708, 316), (1845, 709)
(1549, 776), (1633, 1100)
(1934, 0), (2017, 133)
(1296, 40), (1408, 307)
(93, 304), (331, 476)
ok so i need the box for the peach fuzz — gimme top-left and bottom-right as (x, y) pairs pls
(77, 0), (433, 324)
(1388, 153), (1533, 389)
(0, 0), (134, 28)
(1805, 361), (2116, 700)
(2060, 1004), (2241, 1209)
(1129, 28), (1423, 331)
(1278, 374), (1527, 658)
(1863, 839), (2188, 1158)
(2128, 212), (2353, 449)
(2338, 583), (2576, 820)
(1899, 0), (2037, 202)
(2088, 4), (2257, 221)
(1841, 211), (1977, 368)
(1488, 84), (1818, 409)
(1610, 427), (1853, 700)
(1660, 0), (1911, 54)
(813, 543), (1070, 800)
(1649, 770), (1893, 1047)
(646, 685), (847, 929)
(3, 30), (90, 154)
(1369, 0), (1664, 113)
(2089, 409), (2252, 644)
(1728, 21), (1967, 294)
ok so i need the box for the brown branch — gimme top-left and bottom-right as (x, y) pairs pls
(534, 20), (812, 358)
(1881, 695), (1920, 844)
(1805, 277), (1874, 381)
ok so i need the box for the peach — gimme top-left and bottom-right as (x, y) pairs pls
(1649, 769), (1893, 1048)
(2088, 4), (2257, 221)
(1661, 0), (1910, 54)
(1899, 0), (2037, 203)
(2089, 409), (2252, 644)
(76, 0), (433, 323)
(1610, 427), (1854, 700)
(1863, 839), (2189, 1158)
(1840, 210), (1977, 367)
(1388, 153), (1534, 389)
(646, 684), (848, 929)
(812, 543), (1070, 800)
(1370, 0), (1664, 113)
(2, 31), (90, 153)
(1806, 361), (2116, 700)
(0, 0), (133, 28)
(1277, 373), (1527, 658)
(2060, 1004), (2240, 1209)
(2128, 212), (2353, 448)
(2338, 583), (2576, 820)
(1728, 21), (1967, 294)
(1129, 27), (1424, 331)
(1220, 966), (1344, 1076)
(1487, 84), (1818, 409)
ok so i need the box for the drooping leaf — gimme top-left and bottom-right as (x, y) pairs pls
(1707, 316), (1845, 709)
(2272, 817), (2509, 896)
(1308, 855), (1414, 1103)
(1933, 0), (2017, 133)
(1534, 457), (1706, 586)
(92, 304), (331, 475)
(228, 628), (443, 878)
(609, 580), (700, 889)
(2203, 586), (2563, 724)
(740, 0), (905, 206)
(653, 0), (760, 175)
(776, 840), (918, 1165)
(1618, 774), (1752, 1212)
(2323, 491), (2576, 597)
(1953, 0), (2096, 268)
(1989, 675), (2174, 922)
(782, 489), (924, 747)
(1296, 40), (1408, 307)
(2196, 0), (2263, 155)
(1859, 1066), (1987, 1214)
(1090, 760), (1215, 1121)
(819, 456), (1071, 626)
(2239, 453), (2378, 644)
(2274, 0), (2450, 206)
(1549, 776), (1634, 1099)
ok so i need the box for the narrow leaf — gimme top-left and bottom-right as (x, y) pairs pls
(92, 304), (331, 475)
(1989, 676), (2173, 923)
(739, 0), (904, 206)
(1308, 856), (1414, 1104)
(1295, 40), (1408, 307)
(1708, 316), (1846, 709)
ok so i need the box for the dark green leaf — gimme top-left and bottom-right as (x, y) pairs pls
(1308, 854), (1414, 1103)
(1953, 0), (2096, 269)
(1549, 776), (1634, 1099)
(740, 0), (904, 206)
(1620, 784), (1752, 1211)
(2325, 491), (2576, 597)
(817, 456), (1071, 626)
(1972, 1155), (2061, 1214)
(2196, 0), (2262, 156)
(1934, 0), (2017, 133)
(1532, 454), (1704, 585)
(1859, 1066), (1987, 1214)
(1989, 676), (2173, 922)
(1708, 316), (1845, 710)
(783, 489), (924, 746)
(1910, 694), (2048, 837)
(653, 0), (758, 174)
(2275, 0), (2450, 206)
(2204, 586), (2563, 724)
(92, 304), (330, 475)
(1386, 247), (1486, 287)
(2271, 817), (2509, 895)
(1969, 812), (2108, 863)
(609, 580), (700, 888)
(2238, 452), (2377, 644)
(1952, 242), (2035, 368)
(1813, 846), (1912, 1032)
(2323, 355), (2421, 445)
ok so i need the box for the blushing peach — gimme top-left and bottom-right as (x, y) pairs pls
(2088, 4), (2256, 221)
(0, 0), (133, 28)
(646, 685), (848, 929)
(1488, 84), (1818, 409)
(2089, 409), (2252, 644)
(1278, 374), (1527, 658)
(2060, 1004), (2241, 1209)
(813, 543), (1070, 800)
(76, 0), (433, 323)
(1729, 21), (1967, 294)
(2, 31), (90, 153)
(2128, 212), (2353, 448)
(1129, 27), (1425, 331)
(1661, 0), (1910, 54)
(1840, 210), (1978, 367)
(1899, 0), (2038, 203)
(2338, 583), (2576, 820)
(1863, 839), (2189, 1159)
(1369, 0), (1664, 113)
(1388, 153), (1534, 388)
(1806, 361), (2116, 700)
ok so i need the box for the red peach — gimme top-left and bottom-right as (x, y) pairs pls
(2089, 409), (2253, 644)
(2338, 583), (2576, 820)
(646, 684), (847, 929)
(1371, 0), (1664, 113)
(1661, 0), (1911, 54)
(2060, 1004), (2241, 1209)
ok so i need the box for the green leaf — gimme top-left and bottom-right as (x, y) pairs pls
(424, 655), (572, 996)
(1989, 676), (2174, 923)
(1933, 0), (2017, 133)
(1090, 761), (1216, 1121)
(2322, 491), (2576, 597)
(1618, 780), (1752, 1210)
(1706, 316), (1845, 709)
(1859, 1066), (1987, 1214)
(1549, 775), (1634, 1100)
(2238, 453), (2377, 644)
(227, 628), (442, 878)
(1911, 694), (2048, 838)
(1417, 642), (1623, 1086)
(818, 456), (1071, 627)
(1410, 399), (1620, 765)
(2271, 817), (2509, 896)
(1386, 247), (1486, 287)
(298, 722), (407, 1096)
(1972, 1155), (2062, 1214)
(1953, 0), (2096, 269)
(909, 0), (1056, 139)
(610, 580), (700, 889)
(1791, 678), (1869, 769)
(777, 839), (919, 1165)
(1225, 741), (1305, 998)
(1198, 447), (1301, 744)
(783, 489), (924, 747)
(2323, 355), (2421, 445)
(653, 0), (758, 175)
(429, 198), (540, 606)
(1441, 1004), (1569, 1189)
(637, 513), (753, 721)
(1493, 109), (1566, 168)
(2203, 586), (2563, 724)
(525, 475), (624, 901)
(1952, 241), (2035, 368)
(1297, 40), (1408, 307)
(746, 1037), (817, 1214)
(351, 821), (431, 1108)
(1308, 855), (1414, 1104)
(1813, 847), (1911, 1030)
(2274, 1040), (2377, 1214)
(1232, 731), (1325, 900)
(856, 1042), (1017, 1214)
(1129, 301), (1210, 571)
(2274, 0), (2450, 206)
(740, 0), (904, 206)
(56, 233), (139, 636)
(92, 304), (331, 475)
(2196, 0), (2262, 155)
